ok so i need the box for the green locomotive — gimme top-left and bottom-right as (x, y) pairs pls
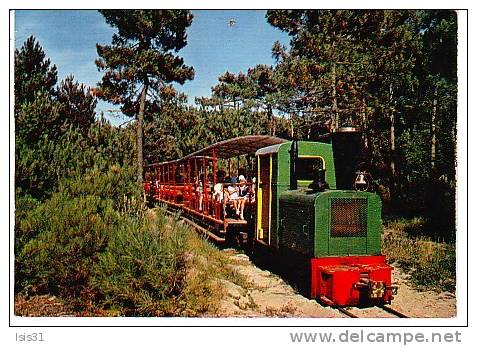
(255, 133), (394, 306)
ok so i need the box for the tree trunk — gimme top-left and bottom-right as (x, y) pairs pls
(431, 87), (438, 169)
(361, 96), (368, 149)
(267, 104), (275, 136)
(331, 62), (338, 130)
(137, 83), (148, 183)
(290, 113), (294, 139)
(390, 112), (395, 175)
(389, 83), (395, 177)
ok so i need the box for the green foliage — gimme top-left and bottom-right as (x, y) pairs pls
(15, 91), (64, 143)
(14, 36), (138, 306)
(14, 34), (225, 317)
(91, 209), (188, 316)
(382, 219), (456, 292)
(266, 10), (423, 127)
(15, 153), (139, 287)
(15, 160), (218, 315)
(16, 134), (57, 200)
(60, 165), (140, 212)
(143, 99), (268, 164)
(95, 9), (195, 115)
(14, 194), (41, 252)
(14, 36), (57, 106)
(56, 75), (97, 134)
(15, 122), (136, 201)
(15, 37), (98, 142)
(16, 190), (118, 297)
(410, 244), (456, 293)
(96, 10), (195, 181)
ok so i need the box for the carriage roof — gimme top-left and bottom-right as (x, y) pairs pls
(144, 135), (287, 168)
(183, 135), (288, 160)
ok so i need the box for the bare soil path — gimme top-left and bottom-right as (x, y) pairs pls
(216, 249), (456, 318)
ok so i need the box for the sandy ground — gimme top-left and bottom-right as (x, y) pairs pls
(215, 249), (456, 318)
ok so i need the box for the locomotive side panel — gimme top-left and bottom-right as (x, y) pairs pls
(278, 192), (317, 257)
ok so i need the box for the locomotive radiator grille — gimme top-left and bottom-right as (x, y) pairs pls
(330, 198), (367, 237)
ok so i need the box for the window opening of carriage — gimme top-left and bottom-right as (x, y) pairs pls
(296, 156), (325, 182)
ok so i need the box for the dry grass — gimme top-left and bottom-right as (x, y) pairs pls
(15, 294), (73, 317)
(167, 216), (252, 316)
(382, 218), (456, 293)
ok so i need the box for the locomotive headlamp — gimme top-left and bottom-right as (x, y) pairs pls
(355, 172), (366, 185)
(354, 171), (369, 191)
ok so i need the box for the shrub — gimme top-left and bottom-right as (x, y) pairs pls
(16, 191), (118, 299)
(16, 199), (239, 316)
(14, 162), (136, 305)
(410, 243), (456, 293)
(91, 209), (189, 316)
(14, 194), (41, 252)
(15, 143), (232, 317)
(59, 164), (140, 211)
(16, 120), (136, 202)
(382, 219), (456, 293)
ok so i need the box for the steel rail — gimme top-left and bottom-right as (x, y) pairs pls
(335, 305), (409, 318)
(336, 307), (359, 318)
(381, 305), (409, 318)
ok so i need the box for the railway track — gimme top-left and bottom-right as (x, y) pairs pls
(381, 305), (409, 318)
(164, 208), (228, 242)
(336, 305), (409, 318)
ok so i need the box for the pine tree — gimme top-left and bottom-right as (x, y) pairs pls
(14, 36), (58, 107)
(247, 65), (278, 135)
(95, 10), (195, 182)
(56, 75), (97, 135)
(14, 36), (60, 143)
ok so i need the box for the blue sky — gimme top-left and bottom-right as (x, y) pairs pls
(14, 10), (289, 125)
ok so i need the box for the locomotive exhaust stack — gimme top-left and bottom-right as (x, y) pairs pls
(331, 127), (363, 190)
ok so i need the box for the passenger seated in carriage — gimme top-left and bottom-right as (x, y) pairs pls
(196, 174), (204, 211)
(237, 175), (249, 220)
(250, 176), (256, 204)
(212, 170), (225, 203)
(224, 177), (241, 218)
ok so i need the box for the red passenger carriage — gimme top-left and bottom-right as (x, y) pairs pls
(144, 136), (286, 242)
